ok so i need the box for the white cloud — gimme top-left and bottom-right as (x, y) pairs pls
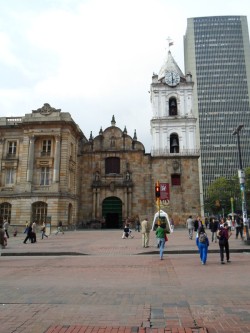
(0, 32), (19, 66)
(1, 0), (250, 152)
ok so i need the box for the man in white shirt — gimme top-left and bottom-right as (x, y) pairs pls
(186, 216), (194, 240)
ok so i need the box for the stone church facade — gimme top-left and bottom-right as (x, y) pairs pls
(0, 51), (201, 230)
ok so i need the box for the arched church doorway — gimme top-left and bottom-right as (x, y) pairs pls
(102, 196), (122, 228)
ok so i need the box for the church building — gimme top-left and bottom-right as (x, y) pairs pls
(0, 51), (201, 230)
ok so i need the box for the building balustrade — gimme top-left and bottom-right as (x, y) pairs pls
(151, 148), (200, 157)
(40, 151), (51, 157)
(5, 153), (17, 159)
(92, 176), (133, 188)
(6, 117), (22, 124)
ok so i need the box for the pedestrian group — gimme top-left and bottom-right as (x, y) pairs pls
(187, 214), (244, 265)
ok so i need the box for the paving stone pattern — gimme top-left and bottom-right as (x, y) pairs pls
(0, 229), (250, 333)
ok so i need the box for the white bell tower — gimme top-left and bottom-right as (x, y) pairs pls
(150, 49), (197, 156)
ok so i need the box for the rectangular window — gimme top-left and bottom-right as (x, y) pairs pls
(8, 141), (17, 155)
(42, 140), (51, 156)
(40, 167), (50, 185)
(171, 174), (181, 186)
(105, 157), (120, 174)
(6, 169), (15, 185)
(70, 143), (74, 159)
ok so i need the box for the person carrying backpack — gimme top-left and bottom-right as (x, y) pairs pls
(196, 225), (209, 265)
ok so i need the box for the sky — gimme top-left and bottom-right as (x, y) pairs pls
(1, 0), (250, 152)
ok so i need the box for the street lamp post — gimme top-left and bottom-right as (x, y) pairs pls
(232, 125), (249, 240)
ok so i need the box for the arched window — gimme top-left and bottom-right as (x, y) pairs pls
(0, 202), (11, 224)
(105, 157), (120, 174)
(32, 201), (47, 224)
(169, 97), (177, 116)
(170, 134), (179, 153)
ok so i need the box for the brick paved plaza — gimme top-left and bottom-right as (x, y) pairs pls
(0, 228), (250, 333)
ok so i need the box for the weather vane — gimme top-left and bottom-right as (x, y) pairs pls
(166, 36), (174, 50)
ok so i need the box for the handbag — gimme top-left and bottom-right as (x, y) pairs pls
(165, 234), (168, 241)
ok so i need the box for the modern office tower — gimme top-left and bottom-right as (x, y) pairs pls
(184, 16), (250, 204)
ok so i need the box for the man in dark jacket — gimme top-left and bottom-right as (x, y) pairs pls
(235, 216), (244, 239)
(218, 223), (232, 264)
(209, 218), (219, 242)
(23, 223), (33, 244)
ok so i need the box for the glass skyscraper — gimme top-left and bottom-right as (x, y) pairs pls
(184, 16), (250, 202)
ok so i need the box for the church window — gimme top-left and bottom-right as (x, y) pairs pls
(169, 98), (177, 116)
(171, 174), (181, 186)
(170, 134), (179, 153)
(105, 157), (120, 174)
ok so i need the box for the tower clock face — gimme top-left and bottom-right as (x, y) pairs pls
(165, 71), (180, 87)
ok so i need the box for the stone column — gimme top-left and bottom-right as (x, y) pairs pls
(27, 135), (35, 182)
(96, 188), (100, 218)
(128, 188), (132, 217)
(92, 189), (96, 219)
(53, 135), (61, 182)
(123, 187), (128, 218)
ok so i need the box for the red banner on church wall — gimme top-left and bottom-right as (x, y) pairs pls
(160, 183), (170, 201)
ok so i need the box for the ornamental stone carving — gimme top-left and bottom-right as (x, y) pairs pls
(33, 103), (61, 115)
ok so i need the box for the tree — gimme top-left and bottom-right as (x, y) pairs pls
(206, 177), (232, 215)
(205, 167), (250, 217)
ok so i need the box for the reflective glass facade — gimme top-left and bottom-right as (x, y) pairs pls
(184, 16), (250, 198)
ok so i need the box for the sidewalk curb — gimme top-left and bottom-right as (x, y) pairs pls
(1, 248), (250, 256)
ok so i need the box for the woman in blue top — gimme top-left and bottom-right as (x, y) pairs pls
(196, 225), (209, 265)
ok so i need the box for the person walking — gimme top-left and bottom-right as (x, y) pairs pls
(3, 219), (10, 238)
(186, 216), (194, 240)
(226, 216), (232, 231)
(209, 218), (219, 243)
(41, 221), (48, 239)
(235, 216), (243, 239)
(141, 218), (150, 247)
(196, 225), (209, 265)
(156, 223), (167, 260)
(24, 221), (29, 234)
(23, 223), (33, 244)
(219, 217), (225, 228)
(194, 216), (203, 232)
(170, 218), (174, 231)
(55, 221), (64, 235)
(32, 221), (37, 243)
(0, 223), (7, 249)
(217, 222), (232, 264)
(135, 216), (141, 232)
